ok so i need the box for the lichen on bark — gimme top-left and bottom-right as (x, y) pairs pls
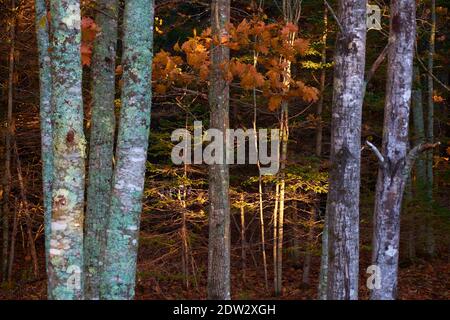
(48, 0), (86, 300)
(100, 0), (154, 300)
(84, 0), (119, 300)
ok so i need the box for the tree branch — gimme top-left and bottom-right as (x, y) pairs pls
(364, 43), (389, 88)
(365, 140), (386, 168)
(324, 0), (343, 34)
(403, 142), (440, 178)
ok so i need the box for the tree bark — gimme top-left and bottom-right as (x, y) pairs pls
(2, 0), (16, 282)
(318, 212), (329, 299)
(317, 4), (329, 299)
(85, 0), (119, 300)
(325, 0), (367, 300)
(370, 0), (416, 300)
(207, 0), (231, 300)
(48, 0), (86, 300)
(101, 0), (154, 300)
(35, 0), (53, 274)
(425, 0), (436, 258)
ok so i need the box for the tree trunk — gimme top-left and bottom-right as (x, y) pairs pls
(370, 0), (416, 300)
(318, 212), (328, 299)
(425, 0), (436, 258)
(85, 0), (119, 300)
(317, 4), (329, 299)
(252, 49), (269, 292)
(35, 0), (53, 275)
(101, 0), (154, 300)
(302, 206), (316, 285)
(275, 102), (288, 296)
(13, 138), (39, 277)
(325, 0), (367, 300)
(2, 0), (16, 282)
(207, 0), (231, 300)
(240, 193), (247, 282)
(315, 5), (328, 158)
(48, 0), (86, 300)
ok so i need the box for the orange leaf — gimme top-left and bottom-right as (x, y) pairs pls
(281, 22), (298, 36)
(268, 96), (283, 111)
(294, 38), (310, 56)
(81, 44), (93, 66)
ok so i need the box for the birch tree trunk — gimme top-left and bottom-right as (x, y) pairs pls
(85, 0), (119, 300)
(370, 0), (416, 300)
(207, 0), (231, 300)
(35, 0), (53, 274)
(48, 0), (86, 300)
(325, 0), (367, 300)
(101, 0), (154, 300)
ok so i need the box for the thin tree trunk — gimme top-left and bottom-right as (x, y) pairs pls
(302, 206), (316, 285)
(240, 193), (246, 282)
(410, 87), (426, 261)
(2, 0), (16, 282)
(85, 0), (119, 300)
(326, 0), (367, 300)
(48, 0), (86, 300)
(291, 201), (300, 262)
(6, 199), (17, 283)
(425, 0), (436, 258)
(35, 0), (53, 274)
(252, 50), (269, 292)
(318, 212), (328, 299)
(272, 181), (279, 295)
(370, 0), (416, 300)
(315, 6), (328, 158)
(317, 4), (329, 299)
(178, 160), (189, 289)
(13, 138), (39, 277)
(275, 102), (288, 296)
(207, 0), (231, 300)
(101, 0), (154, 300)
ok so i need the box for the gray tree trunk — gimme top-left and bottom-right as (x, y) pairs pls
(318, 212), (328, 299)
(325, 0), (367, 300)
(48, 0), (86, 300)
(207, 0), (231, 300)
(370, 0), (416, 300)
(85, 0), (119, 300)
(101, 0), (154, 300)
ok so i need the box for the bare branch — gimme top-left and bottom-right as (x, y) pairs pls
(365, 140), (386, 168)
(324, 0), (344, 33)
(364, 43), (390, 89)
(403, 142), (440, 178)
(415, 43), (450, 93)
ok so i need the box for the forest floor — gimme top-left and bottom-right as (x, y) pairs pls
(0, 231), (449, 300)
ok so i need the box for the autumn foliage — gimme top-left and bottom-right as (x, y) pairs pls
(84, 15), (319, 112)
